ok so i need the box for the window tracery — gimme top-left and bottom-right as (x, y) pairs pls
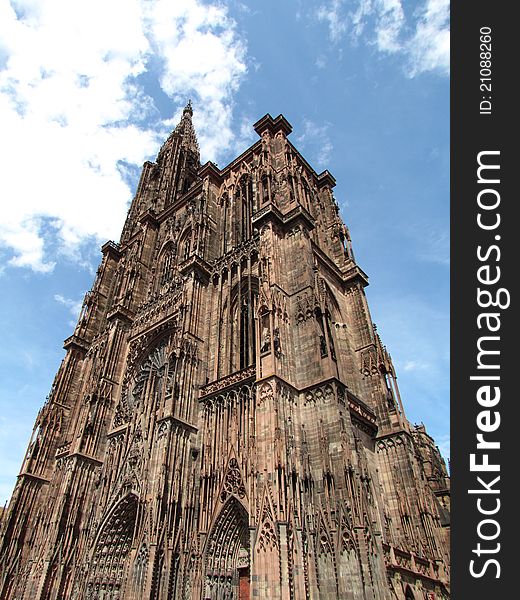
(230, 278), (258, 373)
(159, 244), (176, 288)
(236, 175), (253, 241)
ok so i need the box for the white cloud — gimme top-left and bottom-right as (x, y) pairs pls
(374, 0), (405, 53)
(55, 292), (84, 327)
(316, 0), (449, 76)
(296, 119), (333, 169)
(406, 0), (450, 77)
(145, 0), (247, 160)
(0, 0), (248, 274)
(400, 359), (430, 372)
(233, 114), (258, 159)
(54, 293), (83, 318)
(315, 56), (327, 69)
(317, 0), (349, 42)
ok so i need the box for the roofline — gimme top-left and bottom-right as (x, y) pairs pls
(198, 113), (336, 189)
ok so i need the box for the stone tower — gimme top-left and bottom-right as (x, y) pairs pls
(0, 106), (450, 600)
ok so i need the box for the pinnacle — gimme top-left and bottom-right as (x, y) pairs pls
(183, 99), (193, 116)
(157, 101), (200, 163)
(176, 99), (199, 156)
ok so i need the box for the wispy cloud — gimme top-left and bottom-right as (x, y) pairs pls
(406, 0), (450, 77)
(315, 55), (327, 69)
(296, 119), (334, 169)
(406, 223), (449, 267)
(400, 359), (430, 372)
(317, 0), (349, 42)
(54, 293), (83, 319)
(0, 0), (248, 274)
(316, 0), (449, 77)
(373, 0), (405, 53)
(233, 114), (258, 159)
(146, 0), (247, 160)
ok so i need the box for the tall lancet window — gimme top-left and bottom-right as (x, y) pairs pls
(230, 277), (258, 373)
(261, 174), (270, 205)
(301, 178), (314, 213)
(180, 228), (192, 262)
(237, 174), (253, 241)
(220, 192), (230, 253)
(287, 173), (295, 202)
(159, 244), (176, 288)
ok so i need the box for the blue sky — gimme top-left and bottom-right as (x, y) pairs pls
(0, 0), (449, 503)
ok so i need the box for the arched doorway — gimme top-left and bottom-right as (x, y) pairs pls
(86, 493), (138, 599)
(204, 497), (250, 600)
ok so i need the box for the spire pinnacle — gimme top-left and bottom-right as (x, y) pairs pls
(183, 99), (193, 117)
(157, 101), (200, 164)
(176, 100), (199, 156)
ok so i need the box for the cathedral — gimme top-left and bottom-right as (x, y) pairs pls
(0, 104), (450, 600)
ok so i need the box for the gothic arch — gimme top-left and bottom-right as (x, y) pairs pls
(125, 339), (170, 415)
(204, 496), (250, 600)
(235, 173), (254, 241)
(260, 172), (271, 205)
(157, 241), (177, 288)
(230, 276), (258, 373)
(87, 493), (138, 599)
(219, 191), (231, 253)
(321, 279), (341, 320)
(314, 280), (340, 361)
(179, 226), (192, 262)
(301, 177), (313, 212)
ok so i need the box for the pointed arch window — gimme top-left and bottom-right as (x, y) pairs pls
(180, 228), (192, 262)
(315, 307), (336, 361)
(230, 277), (258, 373)
(220, 192), (230, 253)
(237, 174), (253, 241)
(302, 179), (312, 211)
(160, 244), (176, 287)
(261, 174), (270, 205)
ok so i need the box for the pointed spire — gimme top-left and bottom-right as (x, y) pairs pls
(157, 100), (200, 165)
(175, 99), (199, 156)
(183, 99), (193, 117)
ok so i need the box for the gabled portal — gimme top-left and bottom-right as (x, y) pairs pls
(204, 497), (249, 600)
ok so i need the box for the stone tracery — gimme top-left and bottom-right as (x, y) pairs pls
(0, 109), (450, 600)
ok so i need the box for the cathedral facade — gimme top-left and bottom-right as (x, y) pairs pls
(0, 105), (450, 600)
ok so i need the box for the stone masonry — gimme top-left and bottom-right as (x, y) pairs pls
(0, 104), (450, 599)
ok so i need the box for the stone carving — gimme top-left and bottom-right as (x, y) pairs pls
(0, 109), (450, 600)
(258, 382), (273, 406)
(257, 502), (278, 553)
(221, 458), (246, 502)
